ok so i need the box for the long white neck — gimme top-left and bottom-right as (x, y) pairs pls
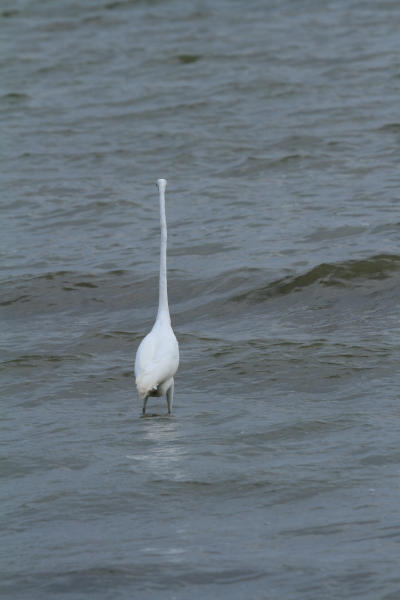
(156, 178), (170, 324)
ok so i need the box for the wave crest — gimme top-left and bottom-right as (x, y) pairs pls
(234, 254), (400, 304)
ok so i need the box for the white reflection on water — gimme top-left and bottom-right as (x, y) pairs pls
(127, 418), (188, 482)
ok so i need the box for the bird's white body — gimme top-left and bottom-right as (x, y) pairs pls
(134, 179), (179, 415)
(135, 318), (179, 406)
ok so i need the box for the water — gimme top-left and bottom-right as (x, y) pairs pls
(1, 0), (400, 598)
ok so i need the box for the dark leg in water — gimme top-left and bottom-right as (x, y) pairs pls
(166, 380), (174, 415)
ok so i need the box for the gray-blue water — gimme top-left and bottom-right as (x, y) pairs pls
(2, 1), (400, 598)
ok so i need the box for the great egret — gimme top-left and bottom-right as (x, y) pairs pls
(134, 179), (179, 416)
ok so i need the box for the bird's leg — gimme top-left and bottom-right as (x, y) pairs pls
(166, 380), (174, 415)
(142, 396), (148, 416)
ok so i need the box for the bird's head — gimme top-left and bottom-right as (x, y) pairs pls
(157, 178), (167, 193)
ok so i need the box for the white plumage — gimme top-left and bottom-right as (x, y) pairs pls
(134, 179), (179, 416)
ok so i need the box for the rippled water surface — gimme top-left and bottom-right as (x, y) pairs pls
(2, 1), (400, 598)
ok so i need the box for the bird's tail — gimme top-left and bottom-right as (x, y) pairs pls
(135, 373), (157, 399)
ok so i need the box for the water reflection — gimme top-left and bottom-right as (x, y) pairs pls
(127, 417), (188, 482)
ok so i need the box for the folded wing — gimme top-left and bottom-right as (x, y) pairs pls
(135, 325), (179, 398)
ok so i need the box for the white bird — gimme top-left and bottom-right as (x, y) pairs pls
(134, 178), (179, 416)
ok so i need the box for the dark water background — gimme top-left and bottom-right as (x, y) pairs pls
(2, 1), (400, 598)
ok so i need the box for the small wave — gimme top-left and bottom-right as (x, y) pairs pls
(12, 564), (265, 594)
(1, 270), (128, 309)
(0, 92), (29, 102)
(1, 9), (19, 18)
(0, 353), (90, 371)
(377, 122), (400, 134)
(177, 54), (201, 65)
(233, 254), (400, 304)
